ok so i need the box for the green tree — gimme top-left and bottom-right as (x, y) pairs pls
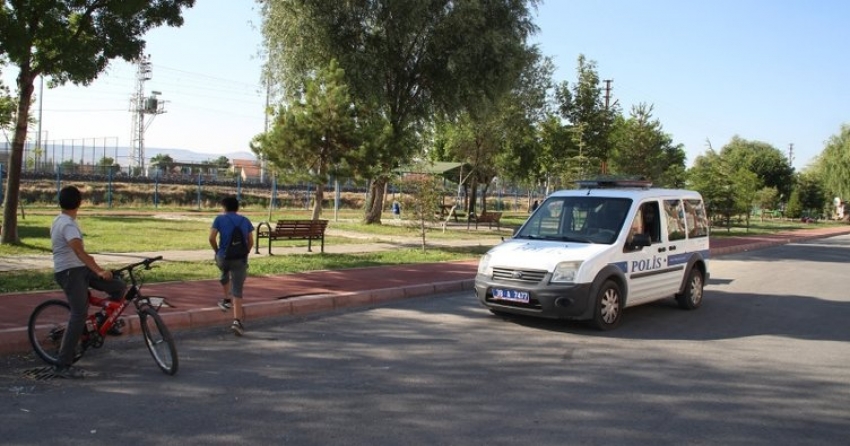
(795, 172), (827, 218)
(754, 187), (779, 220)
(811, 124), (850, 200)
(609, 103), (686, 187)
(96, 156), (116, 175)
(150, 154), (176, 173)
(0, 60), (13, 130)
(255, 60), (359, 221)
(397, 173), (444, 251)
(720, 136), (795, 199)
(555, 54), (619, 176)
(734, 167), (760, 230)
(0, 0), (195, 244)
(535, 114), (577, 193)
(432, 49), (551, 216)
(213, 156), (230, 169)
(689, 158), (759, 231)
(261, 0), (540, 224)
(785, 189), (803, 219)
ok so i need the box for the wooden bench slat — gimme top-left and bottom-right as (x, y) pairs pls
(467, 211), (502, 230)
(255, 219), (329, 254)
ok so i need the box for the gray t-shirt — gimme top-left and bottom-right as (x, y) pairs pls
(51, 213), (85, 273)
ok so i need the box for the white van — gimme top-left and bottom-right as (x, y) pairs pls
(474, 180), (710, 330)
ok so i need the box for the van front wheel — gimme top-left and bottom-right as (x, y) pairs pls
(676, 269), (704, 310)
(591, 280), (623, 330)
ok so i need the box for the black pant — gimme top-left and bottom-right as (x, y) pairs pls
(54, 267), (126, 367)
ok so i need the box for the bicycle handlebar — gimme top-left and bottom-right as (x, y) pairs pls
(113, 256), (163, 274)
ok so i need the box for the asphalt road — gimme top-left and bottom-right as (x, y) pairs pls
(2, 236), (850, 445)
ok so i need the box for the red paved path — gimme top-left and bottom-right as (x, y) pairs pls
(3, 225), (849, 356)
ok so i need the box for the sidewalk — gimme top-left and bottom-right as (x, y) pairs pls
(2, 225), (849, 356)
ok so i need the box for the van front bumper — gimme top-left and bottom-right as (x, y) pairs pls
(474, 274), (594, 320)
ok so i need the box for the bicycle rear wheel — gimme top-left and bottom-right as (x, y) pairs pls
(139, 307), (179, 375)
(28, 300), (84, 365)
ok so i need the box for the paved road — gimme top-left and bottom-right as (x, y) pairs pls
(2, 237), (849, 445)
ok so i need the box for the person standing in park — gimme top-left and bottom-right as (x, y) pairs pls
(209, 196), (254, 336)
(51, 185), (125, 379)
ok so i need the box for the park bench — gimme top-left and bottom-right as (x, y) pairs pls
(467, 211), (503, 230)
(255, 219), (329, 254)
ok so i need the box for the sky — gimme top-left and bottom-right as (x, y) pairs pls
(2, 0), (849, 170)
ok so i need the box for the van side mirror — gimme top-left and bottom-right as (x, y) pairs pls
(631, 233), (652, 248)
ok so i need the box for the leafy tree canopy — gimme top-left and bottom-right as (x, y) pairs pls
(0, 60), (13, 129)
(1, 0), (195, 244)
(555, 54), (619, 169)
(719, 136), (795, 199)
(255, 59), (360, 219)
(811, 124), (850, 200)
(1, 0), (195, 84)
(609, 103), (686, 188)
(260, 0), (540, 223)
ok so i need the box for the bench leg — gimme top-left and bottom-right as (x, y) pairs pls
(268, 237), (273, 255)
(307, 237), (313, 252)
(320, 235), (325, 253)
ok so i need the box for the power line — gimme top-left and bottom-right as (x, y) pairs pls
(153, 64), (261, 89)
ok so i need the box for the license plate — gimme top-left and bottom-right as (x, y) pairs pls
(492, 288), (530, 303)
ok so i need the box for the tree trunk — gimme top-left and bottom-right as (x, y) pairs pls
(467, 182), (478, 218)
(1, 65), (37, 245)
(311, 182), (325, 220)
(363, 178), (373, 219)
(481, 183), (490, 214)
(364, 177), (386, 224)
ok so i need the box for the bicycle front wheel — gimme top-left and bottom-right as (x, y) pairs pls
(139, 306), (179, 375)
(28, 300), (83, 365)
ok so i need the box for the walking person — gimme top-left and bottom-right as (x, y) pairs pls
(209, 196), (254, 336)
(51, 186), (125, 378)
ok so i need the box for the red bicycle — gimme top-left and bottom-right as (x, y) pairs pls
(27, 256), (179, 375)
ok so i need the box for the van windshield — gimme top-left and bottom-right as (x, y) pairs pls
(516, 197), (632, 245)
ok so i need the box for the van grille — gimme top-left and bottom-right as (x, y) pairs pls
(492, 267), (547, 284)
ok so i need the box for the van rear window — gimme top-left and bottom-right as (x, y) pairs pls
(685, 199), (709, 238)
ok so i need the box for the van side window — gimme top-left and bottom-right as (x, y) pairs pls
(625, 201), (661, 250)
(685, 199), (709, 238)
(664, 200), (686, 241)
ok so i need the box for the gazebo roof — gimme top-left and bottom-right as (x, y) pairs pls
(397, 161), (473, 183)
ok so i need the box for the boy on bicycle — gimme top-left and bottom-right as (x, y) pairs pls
(51, 186), (126, 378)
(209, 196), (254, 336)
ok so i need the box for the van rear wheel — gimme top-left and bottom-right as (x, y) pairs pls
(676, 269), (704, 310)
(591, 280), (623, 330)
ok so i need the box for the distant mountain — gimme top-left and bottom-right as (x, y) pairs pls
(3, 141), (256, 166)
(146, 147), (257, 163)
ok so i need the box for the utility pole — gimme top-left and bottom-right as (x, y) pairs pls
(603, 79), (613, 110)
(788, 143), (794, 166)
(129, 55), (166, 176)
(260, 77), (270, 183)
(601, 79), (613, 175)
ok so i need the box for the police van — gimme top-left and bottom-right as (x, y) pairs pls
(474, 179), (710, 330)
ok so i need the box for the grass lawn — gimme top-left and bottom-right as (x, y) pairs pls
(0, 208), (505, 256)
(708, 219), (847, 237)
(0, 246), (488, 294)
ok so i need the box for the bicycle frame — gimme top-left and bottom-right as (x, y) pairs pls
(29, 255), (178, 375)
(82, 256), (164, 343)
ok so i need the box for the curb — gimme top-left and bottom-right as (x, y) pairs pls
(6, 228), (849, 358)
(1, 279), (477, 357)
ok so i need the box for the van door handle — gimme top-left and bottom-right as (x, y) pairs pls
(668, 246), (677, 251)
(657, 247), (667, 253)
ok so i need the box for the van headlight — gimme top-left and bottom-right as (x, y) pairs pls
(551, 261), (582, 283)
(477, 253), (493, 276)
